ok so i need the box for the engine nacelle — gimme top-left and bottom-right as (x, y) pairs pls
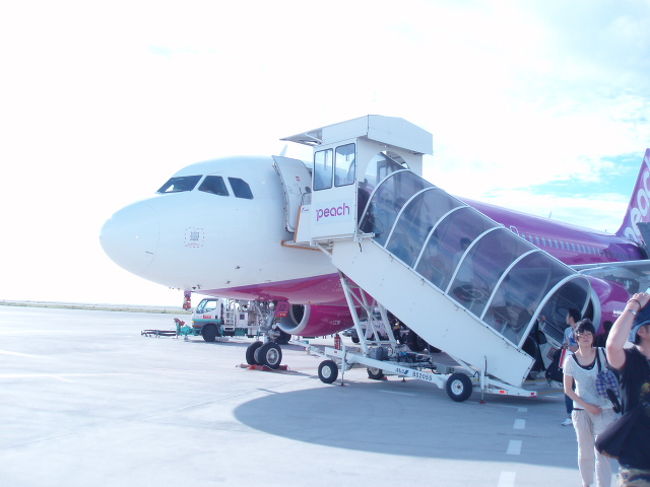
(274, 304), (354, 337)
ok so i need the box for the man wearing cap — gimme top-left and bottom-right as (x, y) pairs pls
(606, 292), (650, 486)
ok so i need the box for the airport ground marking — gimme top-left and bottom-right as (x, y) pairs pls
(498, 471), (516, 487)
(379, 390), (416, 396)
(0, 349), (43, 358)
(513, 419), (526, 430)
(506, 439), (522, 455)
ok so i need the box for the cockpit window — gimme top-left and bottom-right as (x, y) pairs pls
(228, 177), (253, 199)
(157, 175), (201, 194)
(199, 176), (229, 196)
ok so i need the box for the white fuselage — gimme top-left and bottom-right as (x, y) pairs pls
(101, 156), (335, 294)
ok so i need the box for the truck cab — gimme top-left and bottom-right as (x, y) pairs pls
(192, 298), (224, 342)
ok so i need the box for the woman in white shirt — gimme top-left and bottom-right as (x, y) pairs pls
(563, 319), (618, 487)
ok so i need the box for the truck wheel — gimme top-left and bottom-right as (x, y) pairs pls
(446, 373), (473, 402)
(246, 341), (263, 365)
(318, 360), (338, 384)
(258, 342), (282, 369)
(367, 367), (385, 380)
(201, 324), (218, 342)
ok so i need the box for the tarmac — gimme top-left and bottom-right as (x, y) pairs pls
(0, 305), (618, 487)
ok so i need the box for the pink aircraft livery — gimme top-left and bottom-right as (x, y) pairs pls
(100, 115), (650, 392)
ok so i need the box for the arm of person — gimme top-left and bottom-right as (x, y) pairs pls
(563, 373), (602, 415)
(606, 292), (650, 369)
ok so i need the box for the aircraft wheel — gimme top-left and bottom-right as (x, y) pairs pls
(446, 373), (473, 402)
(351, 335), (360, 344)
(246, 341), (264, 365)
(201, 324), (218, 342)
(258, 342), (282, 369)
(318, 360), (338, 384)
(367, 367), (385, 380)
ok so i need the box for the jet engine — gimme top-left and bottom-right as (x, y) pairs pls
(274, 304), (354, 337)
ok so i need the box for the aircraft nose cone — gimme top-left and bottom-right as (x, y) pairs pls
(100, 202), (159, 275)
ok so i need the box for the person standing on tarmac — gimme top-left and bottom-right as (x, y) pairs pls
(603, 292), (650, 486)
(562, 308), (582, 426)
(563, 319), (617, 487)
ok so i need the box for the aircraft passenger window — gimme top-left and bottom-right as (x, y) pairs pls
(157, 175), (202, 194)
(334, 143), (356, 187)
(199, 176), (229, 196)
(314, 149), (333, 191)
(229, 177), (253, 199)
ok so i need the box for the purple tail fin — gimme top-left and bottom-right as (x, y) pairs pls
(616, 149), (650, 244)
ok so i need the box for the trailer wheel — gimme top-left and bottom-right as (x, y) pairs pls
(351, 335), (360, 344)
(446, 373), (473, 402)
(246, 341), (264, 365)
(367, 367), (385, 380)
(201, 324), (219, 342)
(318, 360), (338, 384)
(258, 342), (282, 369)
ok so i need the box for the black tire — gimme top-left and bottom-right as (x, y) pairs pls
(351, 335), (360, 344)
(367, 367), (385, 380)
(246, 341), (264, 365)
(273, 329), (291, 345)
(257, 342), (282, 369)
(201, 324), (219, 342)
(318, 360), (338, 384)
(446, 373), (473, 402)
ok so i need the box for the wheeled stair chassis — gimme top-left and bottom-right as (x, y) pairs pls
(293, 274), (536, 402)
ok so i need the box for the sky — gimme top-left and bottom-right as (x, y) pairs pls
(1, 0), (649, 306)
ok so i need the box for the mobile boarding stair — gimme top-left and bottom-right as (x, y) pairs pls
(276, 115), (596, 401)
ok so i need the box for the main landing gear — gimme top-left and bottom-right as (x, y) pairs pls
(245, 341), (283, 369)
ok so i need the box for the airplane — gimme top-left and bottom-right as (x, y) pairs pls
(100, 115), (650, 382)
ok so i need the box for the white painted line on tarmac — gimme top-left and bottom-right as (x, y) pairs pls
(517, 407), (527, 413)
(379, 390), (416, 396)
(498, 471), (516, 487)
(0, 373), (127, 381)
(506, 439), (522, 455)
(0, 349), (42, 358)
(513, 418), (526, 430)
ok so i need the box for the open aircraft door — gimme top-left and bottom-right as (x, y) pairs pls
(272, 156), (312, 233)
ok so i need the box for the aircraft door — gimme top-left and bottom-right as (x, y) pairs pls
(272, 156), (312, 233)
(310, 143), (358, 240)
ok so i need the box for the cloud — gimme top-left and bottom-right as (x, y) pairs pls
(1, 0), (649, 304)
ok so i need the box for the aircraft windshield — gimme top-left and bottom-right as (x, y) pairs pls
(157, 176), (202, 194)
